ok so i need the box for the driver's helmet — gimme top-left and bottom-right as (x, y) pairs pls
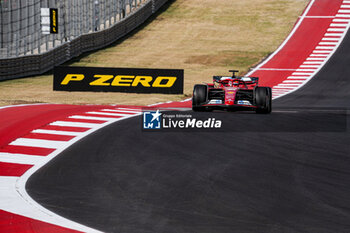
(232, 79), (240, 86)
(221, 77), (239, 87)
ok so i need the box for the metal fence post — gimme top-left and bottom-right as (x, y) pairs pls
(0, 1), (3, 49)
(15, 33), (19, 57)
(8, 0), (12, 57)
(94, 0), (100, 31)
(103, 0), (106, 29)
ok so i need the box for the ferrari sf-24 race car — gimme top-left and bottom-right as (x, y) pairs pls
(192, 70), (272, 114)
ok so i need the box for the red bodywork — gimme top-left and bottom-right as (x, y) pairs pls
(204, 76), (258, 108)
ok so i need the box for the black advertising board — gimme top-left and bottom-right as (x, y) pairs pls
(53, 66), (184, 94)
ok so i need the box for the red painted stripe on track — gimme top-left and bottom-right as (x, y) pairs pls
(0, 145), (55, 156)
(0, 210), (82, 233)
(0, 105), (115, 148)
(260, 19), (333, 69)
(22, 133), (75, 142)
(252, 70), (296, 87)
(307, 0), (342, 16)
(0, 162), (33, 176)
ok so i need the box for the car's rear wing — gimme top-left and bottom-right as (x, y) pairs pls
(213, 76), (259, 85)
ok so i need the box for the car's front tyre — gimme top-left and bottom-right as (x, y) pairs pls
(192, 84), (208, 111)
(254, 87), (272, 114)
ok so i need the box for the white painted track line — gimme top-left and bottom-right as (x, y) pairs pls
(299, 65), (319, 68)
(330, 23), (348, 26)
(313, 50), (332, 54)
(300, 16), (335, 18)
(325, 33), (344, 36)
(31, 129), (83, 136)
(319, 42), (338, 45)
(0, 152), (45, 165)
(295, 69), (314, 72)
(287, 76), (309, 79)
(303, 61), (322, 64)
(256, 68), (297, 71)
(100, 109), (140, 114)
(277, 84), (300, 87)
(292, 72), (313, 76)
(339, 9), (350, 13)
(333, 18), (350, 22)
(306, 57), (326, 61)
(68, 115), (114, 121)
(315, 46), (335, 49)
(9, 138), (67, 149)
(50, 121), (100, 128)
(273, 87), (295, 89)
(83, 113), (122, 119)
(283, 80), (305, 83)
(335, 14), (350, 17)
(327, 28), (346, 32)
(321, 37), (340, 41)
(86, 111), (133, 117)
(116, 107), (142, 111)
(309, 54), (329, 57)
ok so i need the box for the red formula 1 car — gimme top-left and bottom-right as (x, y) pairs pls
(192, 70), (272, 113)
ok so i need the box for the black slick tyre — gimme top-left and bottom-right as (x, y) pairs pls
(192, 84), (208, 112)
(255, 87), (272, 114)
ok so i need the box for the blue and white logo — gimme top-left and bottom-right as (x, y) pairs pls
(143, 110), (162, 129)
(237, 100), (251, 105)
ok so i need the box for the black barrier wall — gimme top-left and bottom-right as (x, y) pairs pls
(0, 0), (169, 81)
(54, 66), (184, 94)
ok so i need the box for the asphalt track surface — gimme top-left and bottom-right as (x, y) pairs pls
(27, 27), (350, 233)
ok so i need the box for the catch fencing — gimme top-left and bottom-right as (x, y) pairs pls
(0, 0), (169, 80)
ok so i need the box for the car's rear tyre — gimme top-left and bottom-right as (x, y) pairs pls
(255, 87), (272, 114)
(192, 84), (208, 111)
